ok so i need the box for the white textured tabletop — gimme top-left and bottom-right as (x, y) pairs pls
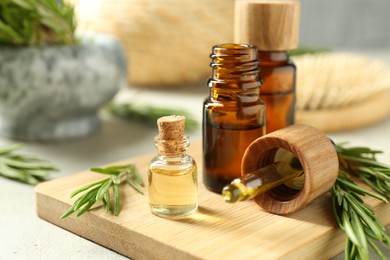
(1, 50), (390, 259)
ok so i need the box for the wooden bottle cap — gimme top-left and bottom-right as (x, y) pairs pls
(241, 124), (338, 215)
(157, 115), (186, 156)
(234, 0), (300, 51)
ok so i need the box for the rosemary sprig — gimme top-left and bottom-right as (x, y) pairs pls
(60, 164), (144, 219)
(0, 143), (57, 185)
(332, 143), (390, 260)
(288, 46), (331, 57)
(0, 0), (76, 45)
(106, 102), (198, 131)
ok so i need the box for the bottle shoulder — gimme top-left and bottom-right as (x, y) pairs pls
(149, 154), (197, 169)
(261, 60), (296, 71)
(203, 98), (265, 110)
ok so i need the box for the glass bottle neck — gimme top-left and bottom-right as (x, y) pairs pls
(208, 44), (262, 102)
(258, 51), (289, 66)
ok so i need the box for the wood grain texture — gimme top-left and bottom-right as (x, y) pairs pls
(242, 124), (338, 215)
(35, 141), (390, 260)
(234, 0), (300, 51)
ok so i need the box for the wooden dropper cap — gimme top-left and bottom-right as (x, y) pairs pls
(241, 124), (338, 215)
(157, 115), (186, 156)
(234, 0), (300, 51)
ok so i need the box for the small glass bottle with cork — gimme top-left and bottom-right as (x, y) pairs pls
(148, 115), (198, 219)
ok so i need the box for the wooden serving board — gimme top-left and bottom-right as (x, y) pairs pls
(35, 141), (390, 260)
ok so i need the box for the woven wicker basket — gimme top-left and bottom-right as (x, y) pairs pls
(69, 0), (234, 87)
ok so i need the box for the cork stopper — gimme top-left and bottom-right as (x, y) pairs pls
(241, 124), (338, 215)
(157, 115), (186, 156)
(234, 0), (300, 51)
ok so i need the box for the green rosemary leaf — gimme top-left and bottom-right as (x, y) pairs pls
(345, 237), (353, 260)
(334, 142), (390, 259)
(0, 157), (55, 169)
(60, 205), (77, 219)
(128, 165), (144, 187)
(351, 209), (369, 258)
(0, 144), (57, 184)
(337, 192), (343, 206)
(25, 174), (40, 185)
(345, 192), (384, 241)
(0, 143), (24, 154)
(112, 174), (121, 185)
(368, 238), (386, 260)
(74, 187), (99, 211)
(96, 179), (113, 201)
(0, 0), (76, 45)
(349, 192), (364, 204)
(113, 184), (120, 216)
(62, 164), (143, 219)
(338, 169), (350, 178)
(61, 189), (98, 219)
(0, 163), (25, 179)
(343, 210), (361, 247)
(76, 199), (96, 217)
(376, 178), (388, 194)
(337, 177), (388, 203)
(364, 226), (380, 241)
(358, 174), (387, 197)
(355, 201), (375, 219)
(385, 236), (390, 247)
(102, 197), (108, 210)
(349, 243), (357, 260)
(126, 176), (144, 195)
(68, 194), (89, 213)
(333, 186), (343, 206)
(106, 102), (198, 131)
(288, 47), (331, 57)
(331, 194), (343, 228)
(10, 0), (34, 10)
(339, 154), (390, 169)
(70, 179), (108, 198)
(104, 192), (111, 212)
(342, 197), (349, 212)
(359, 167), (388, 180)
(106, 165), (129, 170)
(90, 167), (120, 175)
(26, 169), (51, 177)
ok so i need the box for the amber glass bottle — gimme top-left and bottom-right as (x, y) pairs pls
(259, 51), (296, 133)
(235, 0), (300, 133)
(203, 43), (266, 194)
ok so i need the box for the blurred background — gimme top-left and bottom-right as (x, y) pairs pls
(68, 0), (390, 87)
(300, 0), (390, 48)
(0, 1), (389, 259)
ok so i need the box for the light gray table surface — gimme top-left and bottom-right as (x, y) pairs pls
(1, 50), (389, 259)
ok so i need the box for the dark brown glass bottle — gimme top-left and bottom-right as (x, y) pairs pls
(203, 43), (266, 194)
(259, 51), (296, 133)
(234, 0), (300, 133)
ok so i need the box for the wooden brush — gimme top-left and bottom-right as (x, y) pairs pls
(293, 52), (390, 132)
